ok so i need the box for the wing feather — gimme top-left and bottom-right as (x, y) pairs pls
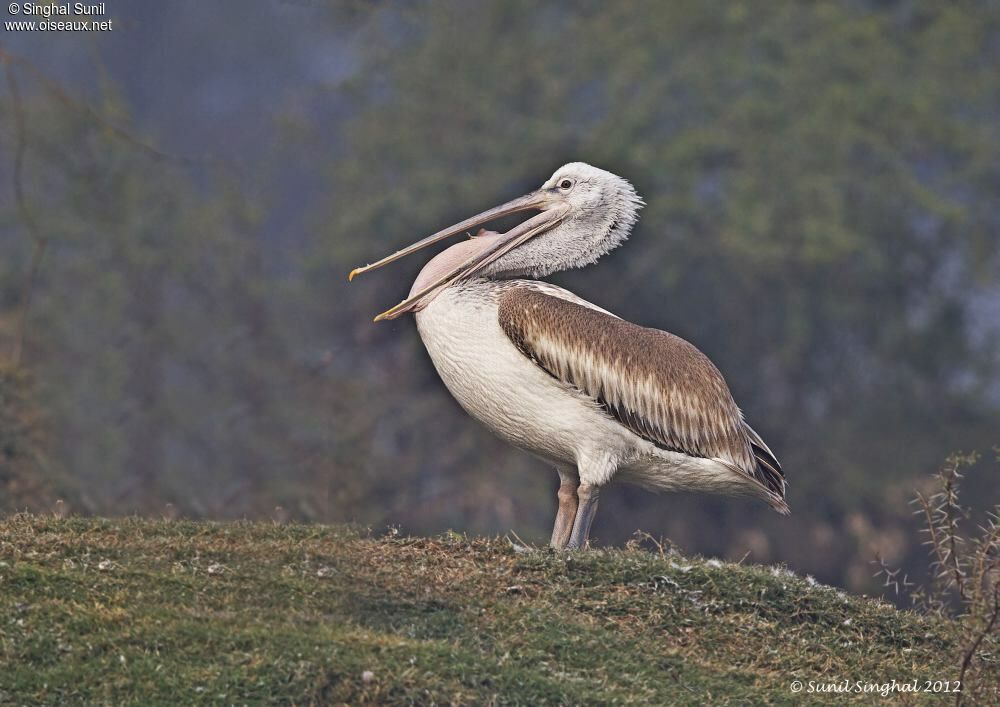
(498, 287), (786, 502)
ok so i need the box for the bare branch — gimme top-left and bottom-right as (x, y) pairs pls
(1, 47), (224, 368)
(3, 57), (47, 368)
(0, 47), (212, 168)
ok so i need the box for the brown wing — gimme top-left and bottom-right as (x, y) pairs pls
(497, 287), (786, 501)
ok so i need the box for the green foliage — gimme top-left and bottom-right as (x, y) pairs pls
(0, 86), (300, 516)
(0, 516), (972, 704)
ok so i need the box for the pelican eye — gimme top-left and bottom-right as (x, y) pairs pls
(558, 179), (574, 190)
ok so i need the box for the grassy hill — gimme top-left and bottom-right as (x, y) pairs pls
(0, 515), (978, 704)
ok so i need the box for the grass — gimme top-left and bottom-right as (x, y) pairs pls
(0, 515), (982, 705)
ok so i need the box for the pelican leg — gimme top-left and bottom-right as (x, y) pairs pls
(549, 469), (579, 549)
(566, 483), (600, 549)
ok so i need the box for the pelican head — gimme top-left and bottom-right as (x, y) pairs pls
(349, 162), (643, 321)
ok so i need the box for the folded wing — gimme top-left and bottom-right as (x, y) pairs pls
(497, 286), (787, 505)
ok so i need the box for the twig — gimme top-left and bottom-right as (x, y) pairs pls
(506, 528), (534, 552)
(955, 585), (999, 707)
(971, 513), (1000, 618)
(942, 463), (971, 603)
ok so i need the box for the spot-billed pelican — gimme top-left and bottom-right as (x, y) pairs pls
(349, 163), (788, 548)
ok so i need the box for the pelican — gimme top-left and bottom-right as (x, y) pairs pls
(349, 163), (788, 549)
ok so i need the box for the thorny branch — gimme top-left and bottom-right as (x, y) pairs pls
(871, 553), (913, 596)
(916, 456), (971, 604)
(880, 455), (999, 704)
(955, 585), (999, 707)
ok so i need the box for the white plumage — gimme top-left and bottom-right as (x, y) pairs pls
(351, 163), (788, 548)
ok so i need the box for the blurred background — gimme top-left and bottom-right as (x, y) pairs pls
(1, 0), (998, 599)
